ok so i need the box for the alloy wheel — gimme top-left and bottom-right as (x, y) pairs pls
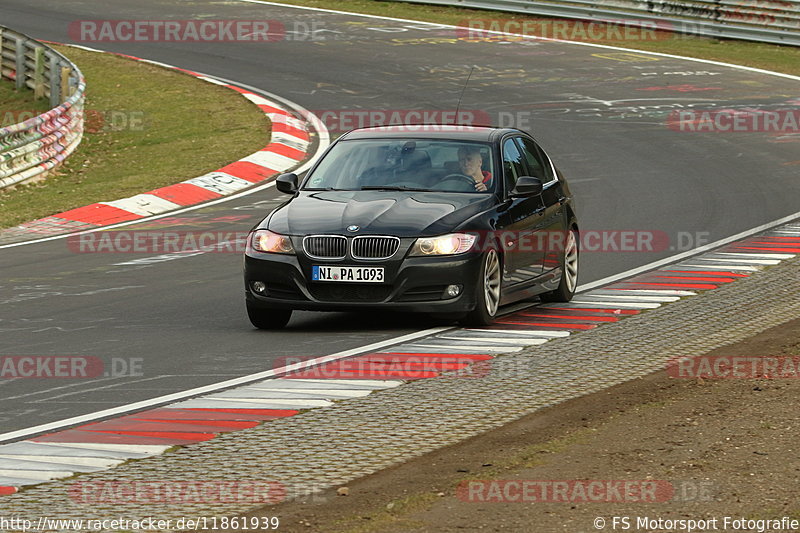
(483, 249), (501, 316)
(564, 229), (579, 293)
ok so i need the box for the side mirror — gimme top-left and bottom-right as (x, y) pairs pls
(275, 173), (298, 194)
(511, 176), (543, 197)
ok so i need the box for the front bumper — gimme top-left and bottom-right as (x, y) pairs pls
(244, 247), (483, 313)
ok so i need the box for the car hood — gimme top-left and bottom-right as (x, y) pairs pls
(266, 190), (494, 237)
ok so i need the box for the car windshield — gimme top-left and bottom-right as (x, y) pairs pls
(302, 139), (496, 193)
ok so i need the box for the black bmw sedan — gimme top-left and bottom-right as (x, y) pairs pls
(244, 125), (578, 329)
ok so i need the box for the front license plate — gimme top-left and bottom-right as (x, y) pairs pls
(312, 265), (385, 283)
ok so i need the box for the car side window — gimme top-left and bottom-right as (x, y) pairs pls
(502, 138), (526, 193)
(517, 137), (555, 183)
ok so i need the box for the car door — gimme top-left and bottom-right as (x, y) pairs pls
(516, 136), (566, 273)
(496, 136), (547, 286)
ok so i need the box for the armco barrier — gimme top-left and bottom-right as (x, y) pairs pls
(0, 26), (85, 190)
(0, 47), (316, 247)
(392, 0), (800, 46)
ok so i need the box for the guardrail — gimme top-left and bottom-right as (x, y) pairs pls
(392, 0), (800, 46)
(0, 26), (85, 190)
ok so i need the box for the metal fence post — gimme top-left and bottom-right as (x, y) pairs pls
(0, 29), (4, 81)
(49, 54), (60, 108)
(34, 46), (45, 99)
(60, 66), (72, 103)
(15, 37), (26, 90)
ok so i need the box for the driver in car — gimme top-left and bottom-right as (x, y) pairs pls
(458, 145), (493, 192)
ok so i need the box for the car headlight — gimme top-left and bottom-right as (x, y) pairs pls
(410, 233), (477, 256)
(250, 229), (295, 254)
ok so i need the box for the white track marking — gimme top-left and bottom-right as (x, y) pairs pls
(593, 289), (696, 296)
(436, 335), (549, 345)
(0, 326), (447, 445)
(208, 388), (367, 400)
(536, 303), (630, 309)
(465, 329), (572, 337)
(246, 378), (401, 390)
(0, 79), (330, 251)
(570, 300), (662, 308)
(271, 131), (310, 148)
(185, 172), (253, 195)
(0, 455), (123, 468)
(169, 398), (332, 409)
(271, 113), (308, 130)
(712, 252), (795, 259)
(241, 93), (285, 107)
(0, 376), (125, 402)
(22, 441), (168, 456)
(412, 339), (528, 349)
(0, 442), (147, 459)
(196, 75), (229, 86)
(0, 476), (45, 486)
(697, 257), (781, 265)
(578, 294), (681, 302)
(679, 264), (759, 271)
(0, 469), (73, 481)
(576, 212), (800, 292)
(239, 387), (375, 398)
(27, 376), (170, 403)
(101, 194), (182, 216)
(0, 458), (100, 473)
(384, 344), (494, 352)
(402, 344), (524, 353)
(241, 151), (299, 169)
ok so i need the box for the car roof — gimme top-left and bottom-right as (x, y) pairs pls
(338, 125), (523, 142)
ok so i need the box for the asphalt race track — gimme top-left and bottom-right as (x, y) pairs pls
(0, 0), (798, 435)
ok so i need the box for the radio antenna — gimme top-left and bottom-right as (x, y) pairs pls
(453, 66), (475, 125)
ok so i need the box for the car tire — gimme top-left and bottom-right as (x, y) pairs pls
(247, 301), (292, 330)
(540, 226), (579, 303)
(459, 248), (502, 327)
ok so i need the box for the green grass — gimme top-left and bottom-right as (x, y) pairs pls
(274, 0), (800, 76)
(0, 45), (269, 229)
(0, 78), (51, 124)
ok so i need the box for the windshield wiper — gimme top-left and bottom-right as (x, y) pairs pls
(360, 186), (430, 192)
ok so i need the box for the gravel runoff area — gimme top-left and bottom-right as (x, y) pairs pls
(299, 315), (800, 533)
(1, 246), (799, 530)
